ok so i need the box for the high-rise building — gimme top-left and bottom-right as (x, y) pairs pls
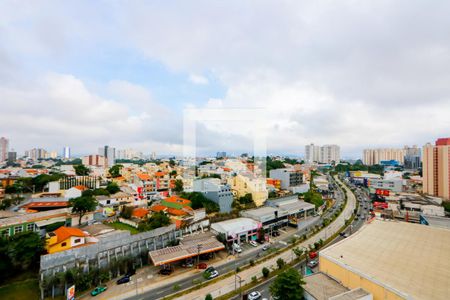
(305, 143), (340, 164)
(116, 148), (143, 160)
(0, 137), (9, 162)
(423, 138), (450, 200)
(99, 145), (115, 167)
(404, 145), (421, 170)
(305, 143), (320, 163)
(82, 155), (107, 167)
(25, 148), (47, 160)
(362, 148), (406, 166)
(320, 144), (341, 164)
(7, 151), (17, 164)
(63, 146), (71, 159)
(216, 152), (226, 159)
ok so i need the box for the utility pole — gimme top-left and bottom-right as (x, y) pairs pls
(197, 244), (202, 268)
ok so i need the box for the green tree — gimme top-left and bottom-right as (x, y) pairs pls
(276, 258), (286, 269)
(239, 193), (254, 205)
(6, 231), (45, 271)
(109, 165), (123, 178)
(262, 267), (270, 278)
(106, 181), (120, 194)
(179, 192), (219, 213)
(269, 268), (306, 300)
(205, 294), (213, 300)
(138, 212), (171, 231)
(173, 179), (184, 193)
(74, 164), (90, 176)
(69, 196), (97, 225)
(120, 206), (134, 219)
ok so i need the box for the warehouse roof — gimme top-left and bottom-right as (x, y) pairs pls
(210, 217), (260, 236)
(320, 219), (450, 300)
(148, 234), (225, 266)
(303, 272), (349, 300)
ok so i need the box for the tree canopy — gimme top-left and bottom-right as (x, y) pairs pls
(180, 192), (219, 213)
(69, 196), (97, 225)
(138, 212), (171, 231)
(302, 190), (324, 208)
(270, 267), (305, 300)
(106, 181), (120, 194)
(109, 164), (123, 178)
(74, 164), (90, 176)
(173, 179), (184, 193)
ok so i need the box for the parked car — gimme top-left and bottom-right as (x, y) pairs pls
(182, 261), (194, 268)
(158, 267), (174, 275)
(307, 260), (318, 268)
(309, 251), (317, 259)
(248, 291), (262, 300)
(249, 240), (258, 247)
(91, 286), (107, 296)
(232, 243), (242, 253)
(117, 275), (131, 285)
(262, 244), (269, 251)
(271, 231), (280, 237)
(205, 267), (219, 279)
(197, 262), (208, 269)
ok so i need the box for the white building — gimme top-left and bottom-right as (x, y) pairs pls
(305, 143), (340, 164)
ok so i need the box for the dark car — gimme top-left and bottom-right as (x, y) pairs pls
(158, 267), (174, 275)
(117, 275), (131, 285)
(197, 262), (208, 269)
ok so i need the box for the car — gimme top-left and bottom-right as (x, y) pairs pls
(262, 244), (269, 251)
(309, 251), (317, 259)
(158, 267), (174, 275)
(307, 260), (318, 268)
(232, 243), (242, 253)
(248, 291), (262, 300)
(91, 286), (107, 296)
(182, 260), (194, 267)
(116, 275), (131, 284)
(249, 240), (258, 247)
(197, 262), (208, 269)
(205, 267), (219, 279)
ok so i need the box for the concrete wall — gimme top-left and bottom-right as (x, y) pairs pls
(319, 256), (406, 300)
(40, 224), (181, 277)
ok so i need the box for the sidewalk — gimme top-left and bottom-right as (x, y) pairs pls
(172, 177), (355, 300)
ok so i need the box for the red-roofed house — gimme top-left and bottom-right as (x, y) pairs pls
(46, 226), (90, 254)
(132, 207), (149, 219)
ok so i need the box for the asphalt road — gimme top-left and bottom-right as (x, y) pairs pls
(123, 176), (347, 300)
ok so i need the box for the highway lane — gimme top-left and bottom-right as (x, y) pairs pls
(125, 179), (347, 300)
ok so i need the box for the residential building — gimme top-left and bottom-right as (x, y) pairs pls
(305, 143), (320, 163)
(0, 137), (8, 162)
(99, 145), (115, 167)
(404, 145), (421, 170)
(63, 146), (71, 159)
(305, 143), (340, 164)
(25, 148), (48, 160)
(116, 148), (143, 160)
(7, 151), (16, 164)
(46, 226), (93, 254)
(363, 148), (406, 166)
(228, 173), (268, 206)
(216, 151), (226, 159)
(193, 178), (233, 213)
(423, 138), (450, 199)
(319, 220), (450, 300)
(269, 168), (304, 190)
(82, 155), (106, 167)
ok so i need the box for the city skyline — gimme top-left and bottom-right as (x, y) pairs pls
(1, 2), (450, 156)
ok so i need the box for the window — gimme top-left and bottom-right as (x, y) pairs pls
(106, 200), (111, 204)
(27, 223), (34, 231)
(61, 242), (67, 247)
(74, 238), (81, 244)
(1, 230), (8, 238)
(14, 226), (23, 234)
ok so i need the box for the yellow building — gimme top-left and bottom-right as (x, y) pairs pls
(319, 220), (450, 300)
(228, 174), (268, 206)
(46, 226), (88, 254)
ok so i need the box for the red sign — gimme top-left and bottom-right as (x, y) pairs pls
(373, 202), (388, 209)
(137, 187), (144, 199)
(375, 189), (390, 196)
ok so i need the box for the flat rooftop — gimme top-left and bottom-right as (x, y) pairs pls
(320, 219), (450, 300)
(148, 234), (225, 266)
(304, 272), (349, 300)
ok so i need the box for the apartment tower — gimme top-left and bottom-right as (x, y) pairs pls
(423, 138), (450, 199)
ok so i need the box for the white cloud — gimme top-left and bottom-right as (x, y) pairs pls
(188, 74), (209, 85)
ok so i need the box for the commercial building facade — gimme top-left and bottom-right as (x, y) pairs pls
(423, 138), (450, 199)
(363, 148), (406, 166)
(269, 168), (304, 190)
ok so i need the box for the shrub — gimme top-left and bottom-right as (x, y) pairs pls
(236, 266), (241, 273)
(205, 294), (213, 300)
(262, 267), (270, 278)
(251, 276), (257, 283)
(250, 259), (255, 266)
(276, 258), (286, 269)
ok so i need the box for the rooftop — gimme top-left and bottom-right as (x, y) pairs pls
(320, 219), (450, 300)
(303, 272), (349, 300)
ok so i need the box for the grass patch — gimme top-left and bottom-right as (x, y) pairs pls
(0, 279), (40, 300)
(108, 221), (139, 234)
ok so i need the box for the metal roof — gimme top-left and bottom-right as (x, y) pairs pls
(320, 219), (450, 300)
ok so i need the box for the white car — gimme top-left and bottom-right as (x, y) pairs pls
(248, 291), (262, 300)
(232, 243), (242, 253)
(307, 260), (318, 268)
(249, 240), (258, 247)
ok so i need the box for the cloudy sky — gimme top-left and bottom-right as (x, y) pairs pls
(1, 1), (449, 158)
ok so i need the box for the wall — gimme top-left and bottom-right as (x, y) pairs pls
(319, 256), (406, 300)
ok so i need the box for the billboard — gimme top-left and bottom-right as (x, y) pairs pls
(67, 285), (75, 300)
